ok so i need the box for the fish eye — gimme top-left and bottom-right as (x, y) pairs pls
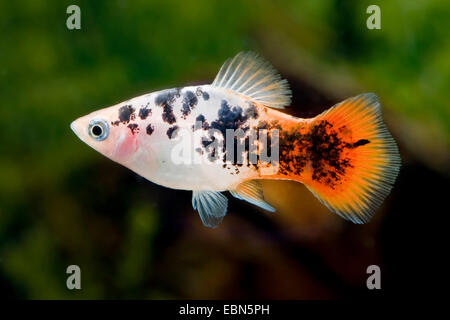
(88, 119), (109, 141)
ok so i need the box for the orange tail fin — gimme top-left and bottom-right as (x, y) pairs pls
(302, 93), (400, 223)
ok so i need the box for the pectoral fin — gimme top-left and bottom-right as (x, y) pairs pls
(230, 180), (275, 212)
(192, 190), (228, 228)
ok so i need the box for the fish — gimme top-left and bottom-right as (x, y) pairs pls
(71, 52), (401, 228)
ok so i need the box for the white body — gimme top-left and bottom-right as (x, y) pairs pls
(122, 85), (259, 191)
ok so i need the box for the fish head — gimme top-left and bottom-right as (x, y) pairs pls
(70, 104), (139, 165)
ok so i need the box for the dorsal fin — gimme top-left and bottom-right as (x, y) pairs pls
(211, 52), (291, 109)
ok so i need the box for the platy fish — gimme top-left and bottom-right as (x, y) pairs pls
(71, 52), (401, 228)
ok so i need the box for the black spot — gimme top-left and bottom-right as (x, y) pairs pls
(138, 107), (151, 120)
(111, 120), (120, 126)
(210, 100), (250, 133)
(201, 135), (218, 160)
(245, 102), (259, 119)
(200, 100), (252, 164)
(275, 120), (357, 188)
(194, 114), (210, 130)
(166, 125), (179, 139)
(118, 105), (135, 123)
(155, 89), (179, 124)
(155, 89), (179, 105)
(162, 105), (176, 124)
(127, 123), (139, 135)
(202, 135), (215, 148)
(202, 91), (210, 100)
(308, 121), (353, 187)
(146, 124), (154, 135)
(352, 139), (370, 148)
(181, 90), (198, 119)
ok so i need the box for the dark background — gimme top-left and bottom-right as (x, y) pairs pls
(0, 0), (448, 299)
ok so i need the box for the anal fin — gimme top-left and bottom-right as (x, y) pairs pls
(230, 180), (275, 212)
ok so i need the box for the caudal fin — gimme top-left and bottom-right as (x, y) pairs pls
(304, 93), (400, 223)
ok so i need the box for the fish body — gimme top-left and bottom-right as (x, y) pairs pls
(71, 52), (401, 227)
